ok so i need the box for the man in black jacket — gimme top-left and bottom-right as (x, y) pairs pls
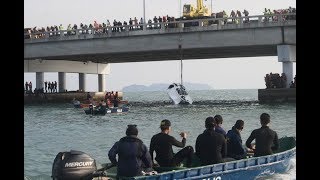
(195, 117), (228, 165)
(149, 119), (194, 167)
(246, 113), (279, 157)
(108, 125), (152, 177)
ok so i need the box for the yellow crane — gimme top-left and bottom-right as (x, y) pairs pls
(182, 0), (210, 19)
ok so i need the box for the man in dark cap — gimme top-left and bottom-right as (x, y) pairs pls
(226, 120), (247, 160)
(149, 119), (194, 167)
(246, 113), (279, 157)
(108, 125), (152, 178)
(195, 117), (228, 165)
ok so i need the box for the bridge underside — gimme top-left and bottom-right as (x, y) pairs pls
(24, 45), (277, 63)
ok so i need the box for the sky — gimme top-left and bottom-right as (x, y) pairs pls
(24, 0), (296, 91)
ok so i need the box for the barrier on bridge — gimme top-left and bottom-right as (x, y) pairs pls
(24, 14), (296, 41)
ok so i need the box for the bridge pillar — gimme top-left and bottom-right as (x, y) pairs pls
(58, 72), (66, 92)
(98, 74), (106, 92)
(79, 73), (86, 92)
(277, 45), (296, 88)
(36, 72), (44, 89)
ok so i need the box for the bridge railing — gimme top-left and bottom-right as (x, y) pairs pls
(24, 14), (295, 41)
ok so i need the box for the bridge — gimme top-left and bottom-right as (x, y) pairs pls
(24, 14), (296, 92)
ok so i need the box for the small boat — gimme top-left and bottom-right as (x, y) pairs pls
(51, 136), (295, 180)
(74, 100), (129, 108)
(84, 106), (129, 115)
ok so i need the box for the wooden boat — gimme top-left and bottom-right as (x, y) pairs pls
(98, 136), (296, 179)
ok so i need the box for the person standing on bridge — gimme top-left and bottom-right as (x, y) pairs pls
(243, 9), (249, 23)
(230, 10), (236, 23)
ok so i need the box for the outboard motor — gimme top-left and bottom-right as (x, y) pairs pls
(51, 150), (97, 180)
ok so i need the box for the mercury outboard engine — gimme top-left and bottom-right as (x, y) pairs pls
(51, 150), (97, 180)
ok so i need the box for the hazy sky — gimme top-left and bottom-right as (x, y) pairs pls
(24, 0), (296, 91)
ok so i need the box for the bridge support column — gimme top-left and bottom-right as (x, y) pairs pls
(277, 45), (296, 88)
(58, 72), (66, 92)
(98, 74), (106, 92)
(79, 73), (86, 92)
(36, 72), (44, 89)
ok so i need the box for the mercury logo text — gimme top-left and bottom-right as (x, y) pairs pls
(65, 161), (94, 167)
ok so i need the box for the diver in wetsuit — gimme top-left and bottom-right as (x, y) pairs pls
(195, 117), (229, 165)
(149, 119), (194, 167)
(246, 113), (279, 157)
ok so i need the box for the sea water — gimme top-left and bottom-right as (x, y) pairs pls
(24, 89), (296, 180)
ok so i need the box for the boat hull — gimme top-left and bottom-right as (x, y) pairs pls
(84, 107), (129, 115)
(74, 101), (128, 108)
(101, 137), (296, 180)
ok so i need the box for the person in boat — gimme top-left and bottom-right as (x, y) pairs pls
(98, 99), (107, 113)
(246, 113), (279, 157)
(149, 119), (194, 168)
(72, 98), (80, 105)
(88, 103), (94, 114)
(108, 125), (153, 178)
(214, 115), (227, 137)
(113, 97), (119, 108)
(226, 120), (247, 160)
(195, 117), (230, 166)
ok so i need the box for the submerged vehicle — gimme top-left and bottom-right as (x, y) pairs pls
(167, 46), (193, 105)
(167, 83), (193, 105)
(52, 136), (296, 180)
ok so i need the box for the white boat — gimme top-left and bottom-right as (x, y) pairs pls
(167, 50), (193, 105)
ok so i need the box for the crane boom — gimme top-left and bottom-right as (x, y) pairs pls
(182, 0), (209, 19)
(197, 0), (203, 11)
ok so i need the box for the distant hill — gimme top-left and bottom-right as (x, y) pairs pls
(122, 83), (213, 92)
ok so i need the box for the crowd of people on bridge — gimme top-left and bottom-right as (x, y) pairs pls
(24, 7), (296, 39)
(24, 14), (179, 39)
(108, 113), (279, 178)
(264, 73), (296, 89)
